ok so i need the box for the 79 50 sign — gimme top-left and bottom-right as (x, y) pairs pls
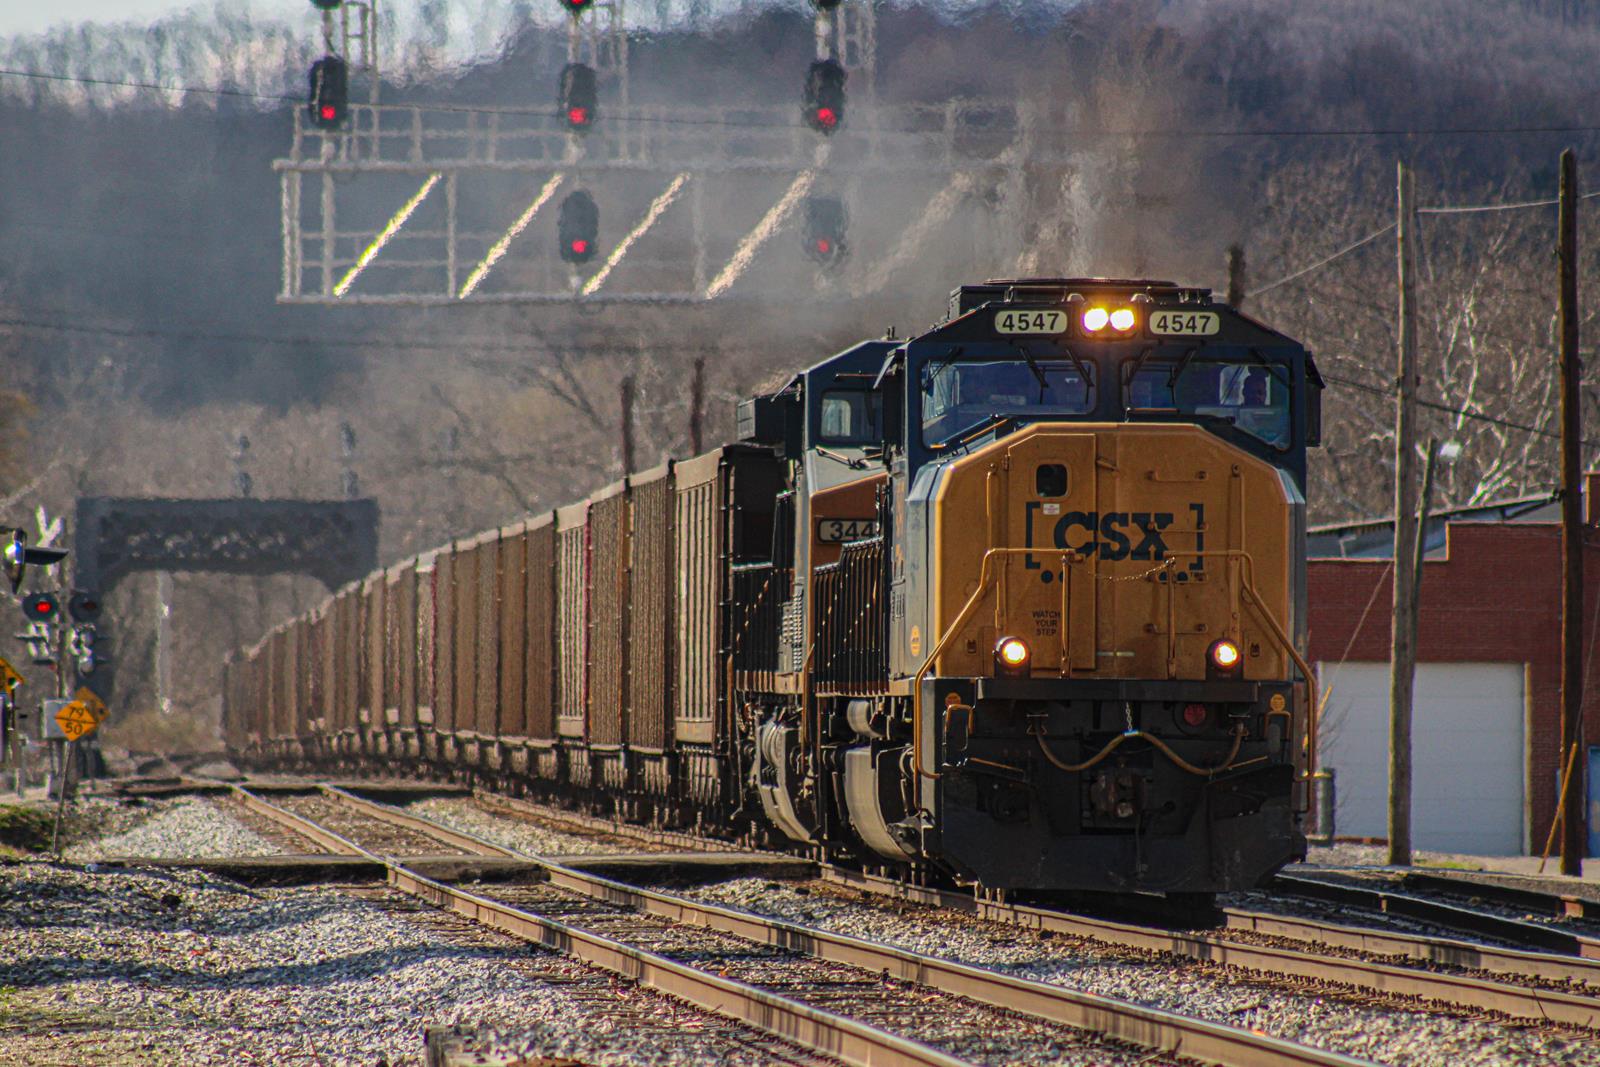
(817, 518), (879, 543)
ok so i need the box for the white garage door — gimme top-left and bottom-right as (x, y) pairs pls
(1317, 661), (1525, 855)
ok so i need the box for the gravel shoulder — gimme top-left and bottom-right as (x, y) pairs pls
(63, 797), (283, 862)
(0, 862), (833, 1066)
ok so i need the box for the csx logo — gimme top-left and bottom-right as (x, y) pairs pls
(1026, 502), (1204, 564)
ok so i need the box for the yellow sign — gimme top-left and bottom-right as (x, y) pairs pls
(0, 657), (21, 693)
(54, 701), (100, 742)
(73, 686), (108, 724)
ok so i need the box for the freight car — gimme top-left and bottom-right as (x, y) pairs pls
(225, 277), (1322, 899)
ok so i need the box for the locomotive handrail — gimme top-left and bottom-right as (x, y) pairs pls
(911, 547), (1318, 786)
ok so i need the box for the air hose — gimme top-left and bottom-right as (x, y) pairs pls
(1032, 723), (1246, 778)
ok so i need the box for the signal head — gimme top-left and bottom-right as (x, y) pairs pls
(804, 59), (846, 135)
(22, 592), (59, 622)
(558, 190), (599, 264)
(308, 55), (348, 130)
(559, 63), (598, 132)
(68, 592), (102, 624)
(557, 0), (592, 16)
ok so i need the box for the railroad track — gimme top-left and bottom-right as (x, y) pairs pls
(1270, 870), (1600, 957)
(232, 782), (1376, 1067)
(821, 867), (1600, 1029)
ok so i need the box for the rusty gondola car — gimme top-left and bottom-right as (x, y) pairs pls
(224, 278), (1322, 898)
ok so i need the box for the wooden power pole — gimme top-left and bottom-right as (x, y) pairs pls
(689, 356), (706, 455)
(1559, 147), (1585, 876)
(1389, 161), (1420, 867)
(620, 375), (637, 476)
(1226, 244), (1246, 308)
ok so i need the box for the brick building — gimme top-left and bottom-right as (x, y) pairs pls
(1307, 491), (1600, 856)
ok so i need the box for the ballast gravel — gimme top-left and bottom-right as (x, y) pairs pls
(0, 863), (837, 1066)
(406, 796), (637, 856)
(64, 796), (281, 862)
(688, 878), (1600, 1067)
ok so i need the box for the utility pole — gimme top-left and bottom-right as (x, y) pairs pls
(1559, 147), (1585, 876)
(620, 375), (637, 476)
(689, 356), (706, 455)
(1226, 244), (1246, 308)
(1389, 160), (1420, 867)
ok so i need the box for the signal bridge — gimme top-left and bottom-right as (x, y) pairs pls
(274, 98), (1079, 306)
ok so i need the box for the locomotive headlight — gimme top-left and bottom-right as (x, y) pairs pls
(995, 636), (1031, 675)
(1109, 307), (1136, 331)
(1081, 307), (1110, 332)
(1208, 638), (1242, 673)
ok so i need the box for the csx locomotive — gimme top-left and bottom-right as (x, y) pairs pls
(227, 277), (1322, 898)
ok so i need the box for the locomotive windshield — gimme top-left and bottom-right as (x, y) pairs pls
(1125, 350), (1291, 449)
(921, 358), (1095, 446)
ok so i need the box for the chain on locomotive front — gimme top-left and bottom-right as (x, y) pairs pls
(744, 277), (1323, 898)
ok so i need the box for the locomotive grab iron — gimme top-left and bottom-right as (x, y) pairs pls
(227, 277), (1323, 900)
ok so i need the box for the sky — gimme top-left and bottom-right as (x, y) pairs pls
(0, 1), (314, 37)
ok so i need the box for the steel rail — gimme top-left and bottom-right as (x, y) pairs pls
(820, 867), (1600, 1030)
(1222, 907), (1600, 989)
(320, 786), (1378, 1067)
(1272, 872), (1600, 959)
(231, 785), (971, 1067)
(1399, 870), (1600, 922)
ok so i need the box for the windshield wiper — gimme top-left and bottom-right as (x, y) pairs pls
(1166, 344), (1202, 389)
(922, 345), (965, 386)
(1009, 342), (1050, 397)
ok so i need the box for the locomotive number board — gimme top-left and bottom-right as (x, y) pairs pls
(1149, 310), (1221, 336)
(817, 518), (879, 543)
(994, 309), (1067, 335)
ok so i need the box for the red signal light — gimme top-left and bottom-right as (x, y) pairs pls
(320, 104), (337, 122)
(571, 238), (589, 255)
(815, 238), (832, 255)
(567, 106), (589, 126)
(815, 107), (837, 129)
(1182, 703), (1208, 727)
(31, 601), (49, 615)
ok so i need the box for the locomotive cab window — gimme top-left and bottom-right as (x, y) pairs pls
(920, 358), (1095, 447)
(1125, 351), (1292, 450)
(819, 389), (881, 444)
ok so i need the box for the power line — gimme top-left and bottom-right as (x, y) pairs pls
(1321, 370), (1600, 448)
(0, 315), (719, 355)
(1247, 224), (1395, 299)
(1248, 188), (1600, 298)
(6, 65), (1600, 140)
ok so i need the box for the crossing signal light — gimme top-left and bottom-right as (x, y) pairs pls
(308, 55), (348, 130)
(68, 592), (102, 624)
(2, 529), (67, 593)
(22, 593), (58, 622)
(559, 191), (599, 264)
(804, 60), (846, 134)
(560, 63), (597, 132)
(557, 0), (593, 15)
(803, 196), (847, 265)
